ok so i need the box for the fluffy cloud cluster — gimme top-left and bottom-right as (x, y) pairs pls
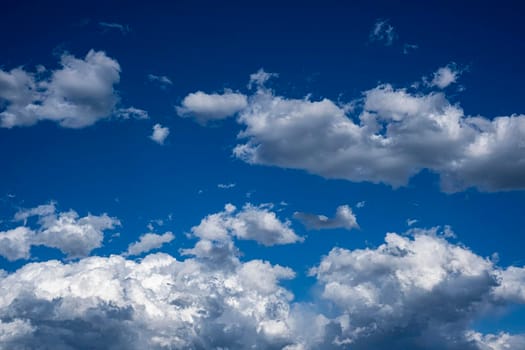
(0, 226), (524, 349)
(0, 50), (147, 128)
(178, 69), (525, 192)
(0, 248), (297, 349)
(226, 72), (525, 192)
(0, 203), (119, 260)
(190, 203), (303, 246)
(294, 205), (358, 230)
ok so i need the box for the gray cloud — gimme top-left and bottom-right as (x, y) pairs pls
(224, 71), (525, 192)
(294, 205), (358, 230)
(176, 90), (248, 124)
(124, 231), (174, 256)
(0, 50), (145, 128)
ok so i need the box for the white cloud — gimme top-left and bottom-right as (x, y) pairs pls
(0, 224), (524, 349)
(429, 64), (461, 89)
(294, 205), (358, 230)
(369, 19), (396, 46)
(0, 203), (120, 260)
(218, 183), (236, 189)
(0, 246), (298, 349)
(150, 123), (170, 145)
(191, 203), (303, 246)
(231, 73), (525, 192)
(116, 107), (149, 120)
(147, 74), (172, 85)
(406, 218), (418, 226)
(0, 227), (34, 261)
(466, 331), (525, 350)
(177, 90), (248, 124)
(0, 50), (125, 128)
(355, 201), (366, 208)
(125, 232), (174, 256)
(248, 68), (279, 89)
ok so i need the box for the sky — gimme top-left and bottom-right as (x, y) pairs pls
(1, 0), (525, 348)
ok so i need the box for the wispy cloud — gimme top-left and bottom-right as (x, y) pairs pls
(148, 74), (173, 86)
(217, 183), (236, 189)
(99, 21), (131, 34)
(369, 19), (396, 46)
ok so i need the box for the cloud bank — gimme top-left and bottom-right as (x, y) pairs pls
(0, 225), (524, 349)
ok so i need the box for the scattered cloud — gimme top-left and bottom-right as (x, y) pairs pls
(98, 21), (131, 34)
(147, 74), (173, 86)
(355, 201), (366, 208)
(190, 203), (303, 246)
(217, 183), (236, 189)
(150, 123), (169, 145)
(248, 68), (279, 89)
(223, 70), (525, 192)
(294, 205), (358, 230)
(116, 107), (149, 120)
(0, 202), (120, 261)
(0, 50), (143, 128)
(406, 218), (418, 226)
(176, 90), (248, 124)
(428, 63), (462, 89)
(369, 19), (396, 46)
(124, 231), (174, 256)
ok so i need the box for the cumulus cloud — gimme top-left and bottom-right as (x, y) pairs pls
(177, 90), (248, 124)
(429, 64), (461, 89)
(190, 203), (303, 246)
(150, 123), (170, 145)
(0, 247), (297, 349)
(308, 228), (525, 349)
(294, 205), (358, 230)
(125, 232), (174, 256)
(228, 72), (525, 192)
(0, 50), (145, 128)
(369, 19), (396, 46)
(0, 224), (524, 349)
(0, 202), (120, 261)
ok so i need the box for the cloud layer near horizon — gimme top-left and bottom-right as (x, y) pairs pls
(0, 224), (524, 349)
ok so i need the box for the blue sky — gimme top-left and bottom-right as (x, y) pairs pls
(1, 1), (525, 349)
